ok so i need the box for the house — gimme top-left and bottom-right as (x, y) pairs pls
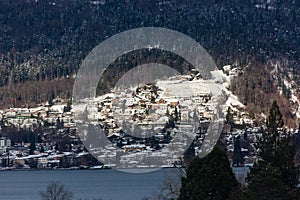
(181, 110), (189, 122)
(168, 99), (179, 107)
(33, 109), (48, 119)
(223, 65), (231, 75)
(13, 157), (27, 168)
(157, 98), (167, 104)
(37, 157), (48, 168)
(0, 138), (6, 148)
(5, 109), (17, 118)
(64, 122), (76, 129)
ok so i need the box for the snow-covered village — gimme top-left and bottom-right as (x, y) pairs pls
(2, 1), (300, 199)
(0, 65), (299, 184)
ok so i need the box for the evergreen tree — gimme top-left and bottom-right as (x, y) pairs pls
(245, 101), (299, 199)
(29, 140), (36, 155)
(179, 146), (240, 200)
(56, 117), (64, 130)
(192, 109), (198, 122)
(226, 107), (234, 125)
(63, 99), (72, 112)
(174, 106), (179, 121)
(166, 107), (170, 117)
(40, 145), (45, 153)
(48, 95), (54, 106)
(55, 143), (59, 152)
(233, 135), (244, 167)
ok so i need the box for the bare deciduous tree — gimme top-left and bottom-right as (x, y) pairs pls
(40, 182), (73, 200)
(143, 169), (184, 200)
(159, 169), (182, 200)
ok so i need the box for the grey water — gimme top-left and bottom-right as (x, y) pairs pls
(0, 168), (180, 200)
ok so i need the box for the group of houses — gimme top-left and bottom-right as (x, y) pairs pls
(0, 66), (264, 170)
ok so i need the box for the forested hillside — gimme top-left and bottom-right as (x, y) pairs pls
(0, 0), (300, 125)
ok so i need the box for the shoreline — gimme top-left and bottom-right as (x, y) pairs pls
(0, 165), (181, 172)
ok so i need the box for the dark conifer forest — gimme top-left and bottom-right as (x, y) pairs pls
(0, 0), (300, 126)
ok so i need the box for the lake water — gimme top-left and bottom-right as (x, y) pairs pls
(0, 168), (181, 200)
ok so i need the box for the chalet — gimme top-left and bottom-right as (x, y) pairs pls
(180, 110), (189, 122)
(62, 111), (72, 117)
(53, 97), (65, 104)
(63, 122), (76, 129)
(229, 67), (242, 76)
(103, 102), (112, 108)
(122, 144), (146, 152)
(157, 98), (167, 104)
(48, 111), (62, 118)
(49, 105), (65, 114)
(17, 112), (32, 119)
(139, 99), (147, 105)
(169, 75), (193, 81)
(32, 109), (48, 119)
(168, 99), (179, 107)
(37, 157), (48, 168)
(223, 65), (231, 75)
(103, 96), (113, 104)
(13, 157), (26, 168)
(203, 111), (212, 120)
(5, 109), (17, 118)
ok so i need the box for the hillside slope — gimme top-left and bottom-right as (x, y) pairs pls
(0, 0), (300, 126)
